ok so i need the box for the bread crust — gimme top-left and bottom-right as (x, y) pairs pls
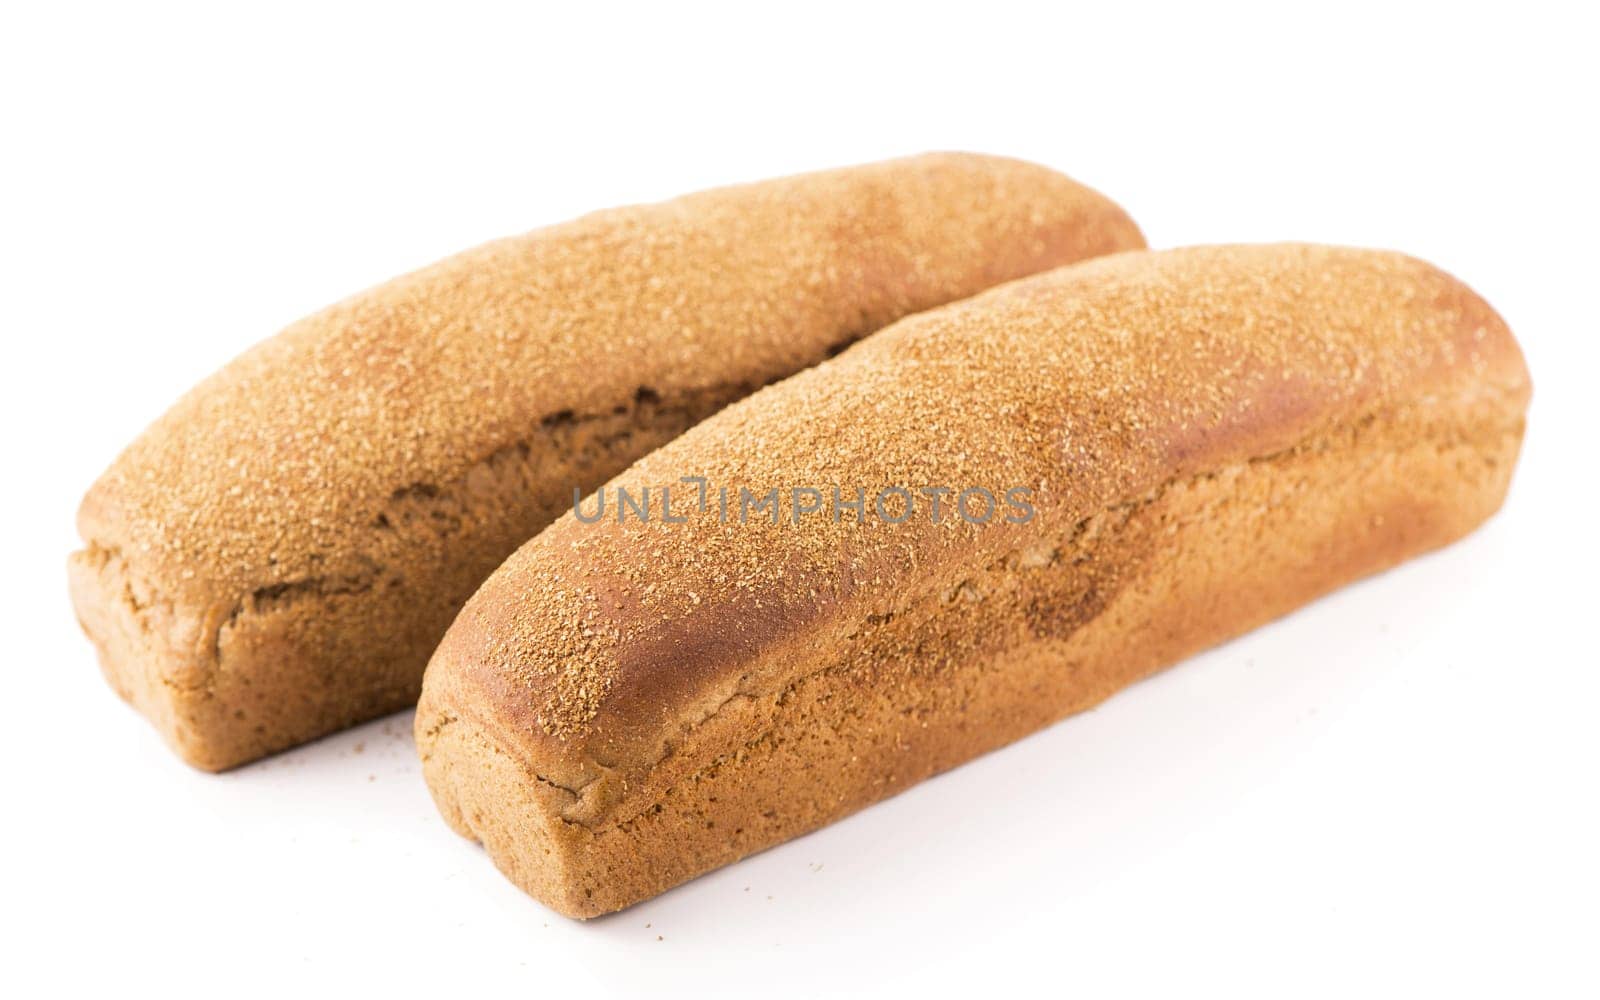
(69, 153), (1143, 770)
(416, 244), (1530, 917)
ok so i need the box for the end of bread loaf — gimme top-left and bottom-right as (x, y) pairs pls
(416, 698), (602, 917)
(69, 543), (226, 770)
(416, 244), (1530, 918)
(67, 540), (419, 772)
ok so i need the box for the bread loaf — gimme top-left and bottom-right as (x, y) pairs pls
(68, 153), (1143, 770)
(416, 244), (1530, 918)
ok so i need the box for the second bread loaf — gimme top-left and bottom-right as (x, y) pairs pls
(70, 153), (1144, 770)
(417, 244), (1530, 917)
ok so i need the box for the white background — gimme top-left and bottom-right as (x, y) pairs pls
(3, 2), (1595, 996)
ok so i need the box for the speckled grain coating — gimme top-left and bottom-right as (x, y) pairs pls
(69, 153), (1145, 770)
(417, 244), (1530, 918)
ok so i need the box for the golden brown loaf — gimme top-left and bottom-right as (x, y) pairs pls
(416, 244), (1531, 918)
(68, 153), (1144, 770)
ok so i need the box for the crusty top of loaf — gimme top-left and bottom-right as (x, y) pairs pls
(429, 244), (1530, 800)
(78, 153), (1142, 603)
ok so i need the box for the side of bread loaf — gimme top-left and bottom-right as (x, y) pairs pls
(69, 153), (1144, 770)
(416, 244), (1530, 918)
